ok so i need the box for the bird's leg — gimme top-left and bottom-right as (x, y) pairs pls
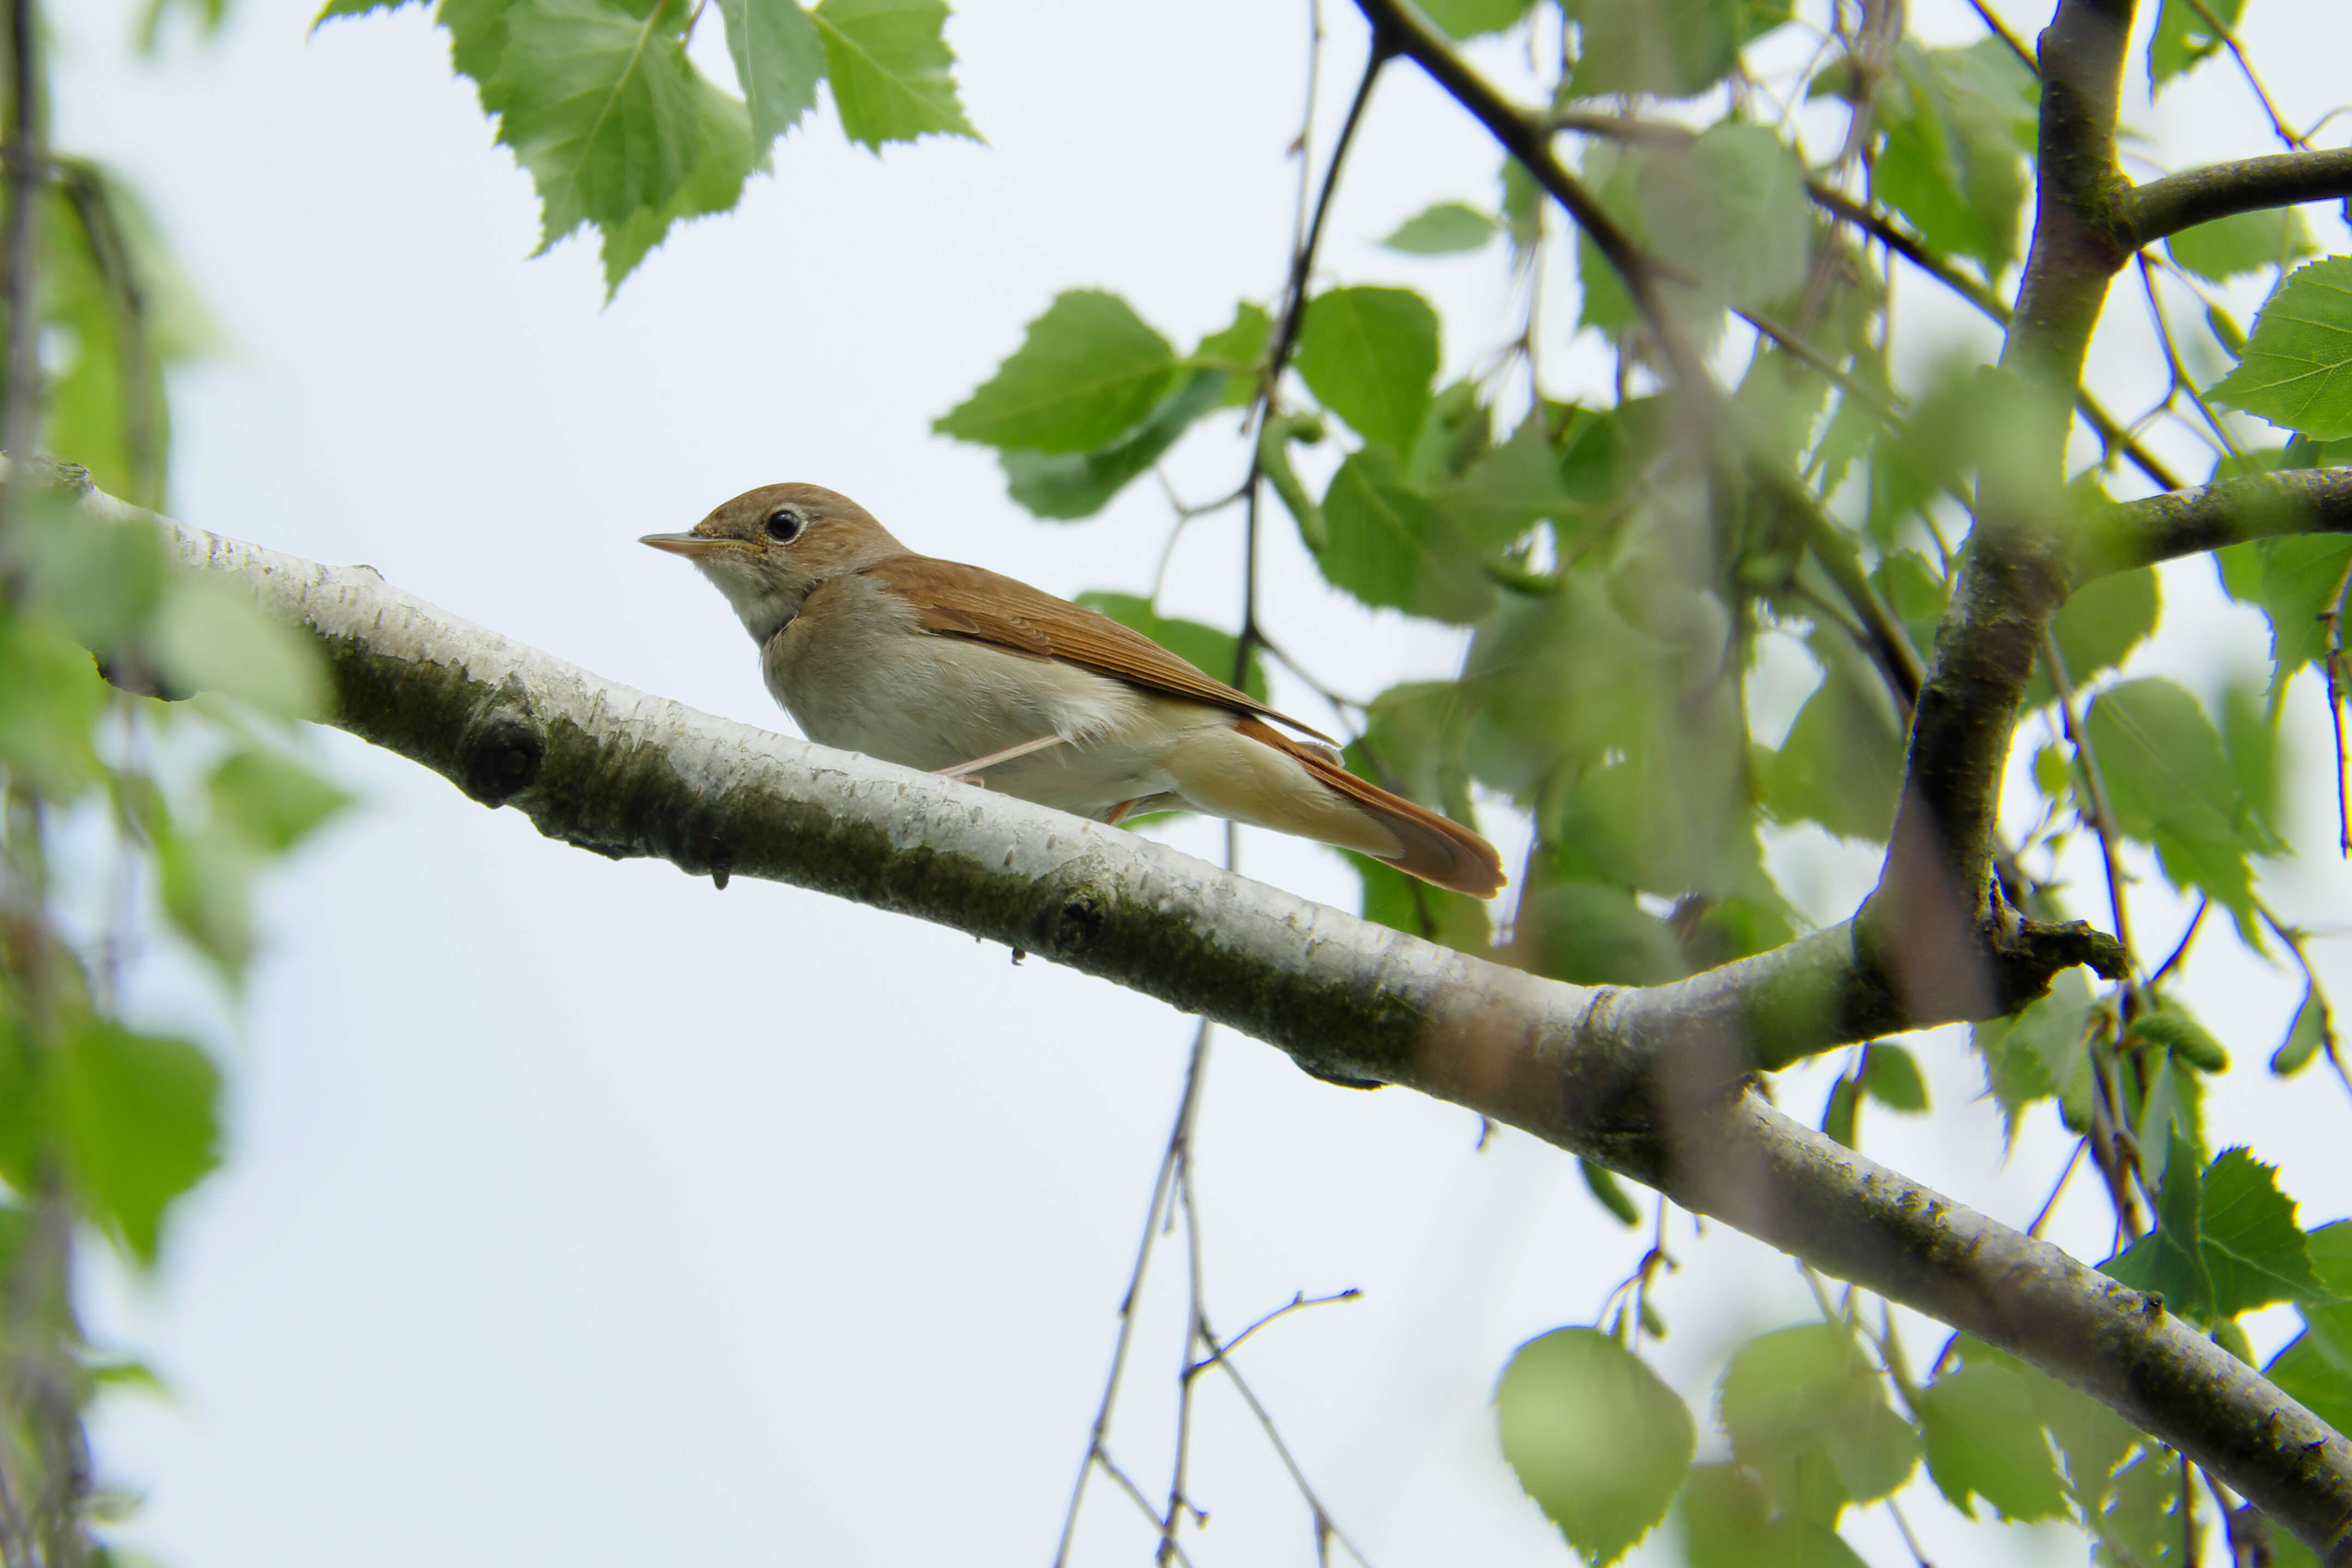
(935, 732), (1068, 779)
(1104, 799), (1137, 826)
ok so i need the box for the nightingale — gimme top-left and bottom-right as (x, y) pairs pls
(642, 483), (1506, 898)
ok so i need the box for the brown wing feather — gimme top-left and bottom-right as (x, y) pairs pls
(1233, 717), (1507, 898)
(863, 554), (1338, 744)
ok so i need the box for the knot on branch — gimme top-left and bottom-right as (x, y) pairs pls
(1989, 917), (2131, 1013)
(1051, 887), (1107, 954)
(460, 709), (546, 806)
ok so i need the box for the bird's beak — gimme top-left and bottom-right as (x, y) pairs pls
(640, 532), (745, 559)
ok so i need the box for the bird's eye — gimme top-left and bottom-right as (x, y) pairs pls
(764, 508), (803, 543)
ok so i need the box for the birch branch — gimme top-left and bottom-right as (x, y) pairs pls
(43, 470), (2351, 1558)
(2128, 147), (2352, 248)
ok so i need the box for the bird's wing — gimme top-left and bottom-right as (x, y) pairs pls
(861, 554), (1339, 745)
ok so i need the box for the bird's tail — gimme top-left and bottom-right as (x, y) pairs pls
(1161, 716), (1507, 899)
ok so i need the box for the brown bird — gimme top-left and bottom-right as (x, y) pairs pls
(642, 483), (1505, 897)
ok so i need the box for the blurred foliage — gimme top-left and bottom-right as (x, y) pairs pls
(0, 8), (348, 1556)
(902, 1), (2352, 1563)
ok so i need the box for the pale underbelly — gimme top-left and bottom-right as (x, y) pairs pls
(772, 636), (1227, 819)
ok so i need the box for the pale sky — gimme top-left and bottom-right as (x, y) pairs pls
(56, 2), (2352, 1565)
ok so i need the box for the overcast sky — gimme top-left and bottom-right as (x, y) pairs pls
(53, 1), (2352, 1565)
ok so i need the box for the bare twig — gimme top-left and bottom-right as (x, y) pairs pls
(2042, 626), (2139, 976)
(2179, 0), (2305, 149)
(1050, 1022), (1211, 1568)
(1966, 0), (2038, 75)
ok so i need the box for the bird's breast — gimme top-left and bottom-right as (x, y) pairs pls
(761, 579), (1229, 817)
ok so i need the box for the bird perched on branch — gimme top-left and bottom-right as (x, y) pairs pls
(644, 483), (1505, 897)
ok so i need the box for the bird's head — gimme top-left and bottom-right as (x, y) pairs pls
(642, 482), (905, 643)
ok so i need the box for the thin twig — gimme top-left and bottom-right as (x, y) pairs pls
(1195, 1336), (1377, 1567)
(2319, 547), (2352, 857)
(2027, 1138), (2088, 1237)
(1049, 1022), (1212, 1568)
(0, 0), (41, 536)
(2151, 900), (2208, 988)
(1238, 32), (1386, 688)
(1966, 0), (2038, 75)
(2180, 0), (2305, 149)
(1195, 1289), (1362, 1373)
(2042, 626), (2139, 977)
(2136, 254), (2242, 463)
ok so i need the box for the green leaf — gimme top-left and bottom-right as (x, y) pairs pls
(1259, 412), (1328, 547)
(2265, 1223), (2352, 1438)
(1318, 447), (1495, 624)
(935, 290), (1178, 453)
(1497, 1327), (1694, 1565)
(715, 0), (827, 145)
(1515, 881), (1690, 985)
(2014, 1348), (2140, 1509)
(2215, 533), (2352, 689)
(1293, 286), (1440, 457)
(1419, 0), (1538, 38)
(1345, 849), (1492, 951)
(809, 0), (978, 148)
(1349, 680), (1476, 823)
(2220, 679), (2282, 841)
(1582, 1160), (1643, 1226)
(151, 576), (331, 720)
(1874, 40), (2034, 274)
(2138, 1052), (2209, 1183)
(1572, 143), (1643, 333)
(1859, 1043), (1929, 1112)
(1500, 152), (1543, 268)
(1679, 1465), (1871, 1568)
(1971, 969), (2096, 1134)
(1638, 122), (1813, 314)
(207, 748), (352, 856)
(2211, 258), (2352, 439)
(62, 1021), (222, 1265)
(2165, 206), (2314, 284)
(2197, 1146), (2330, 1315)
(483, 0), (756, 290)
(590, 104), (758, 294)
(2104, 1128), (2217, 1320)
(310, 0), (415, 26)
(40, 179), (191, 508)
(1407, 381), (1492, 487)
(2092, 1445), (2192, 1568)
(1566, 0), (1766, 98)
(13, 497), (171, 652)
(1190, 301), (1272, 408)
(1761, 627), (1905, 841)
(2084, 678), (2266, 936)
(158, 820), (260, 980)
(1440, 413), (1580, 548)
(2028, 566), (2159, 704)
(2273, 986), (2333, 1076)
(1381, 201), (1499, 255)
(1070, 593), (1266, 703)
(1820, 1075), (1858, 1146)
(0, 617), (110, 797)
(1001, 368), (1226, 519)
(1717, 1324), (1917, 1511)
(1917, 1361), (2069, 1521)
(2148, 0), (2243, 89)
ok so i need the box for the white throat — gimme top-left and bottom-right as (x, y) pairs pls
(695, 558), (799, 645)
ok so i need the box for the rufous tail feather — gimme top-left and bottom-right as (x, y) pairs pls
(1230, 718), (1506, 898)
